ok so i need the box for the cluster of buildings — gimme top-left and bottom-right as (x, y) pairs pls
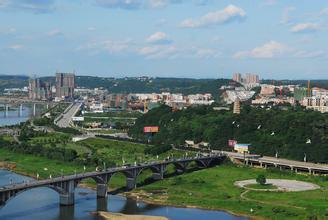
(84, 92), (214, 113)
(233, 73), (260, 89)
(301, 87), (328, 113)
(251, 84), (296, 105)
(28, 72), (75, 101)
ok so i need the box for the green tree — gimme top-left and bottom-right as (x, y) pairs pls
(256, 174), (266, 185)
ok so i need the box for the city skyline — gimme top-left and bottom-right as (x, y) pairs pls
(1, 0), (328, 79)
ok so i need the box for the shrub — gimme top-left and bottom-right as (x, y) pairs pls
(256, 174), (266, 185)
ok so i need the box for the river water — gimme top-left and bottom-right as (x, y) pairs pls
(0, 106), (31, 127)
(0, 170), (248, 220)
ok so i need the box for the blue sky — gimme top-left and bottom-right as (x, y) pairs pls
(0, 0), (328, 79)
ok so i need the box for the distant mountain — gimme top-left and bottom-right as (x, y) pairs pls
(0, 75), (29, 81)
(38, 76), (233, 99)
(0, 75), (29, 92)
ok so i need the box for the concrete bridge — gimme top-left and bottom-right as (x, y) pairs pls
(0, 154), (225, 207)
(221, 151), (328, 175)
(0, 102), (52, 118)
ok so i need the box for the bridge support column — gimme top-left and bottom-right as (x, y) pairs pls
(33, 104), (36, 117)
(60, 192), (75, 206)
(152, 172), (164, 180)
(59, 180), (75, 206)
(97, 197), (108, 211)
(5, 104), (9, 117)
(126, 177), (136, 190)
(97, 183), (108, 198)
(18, 104), (23, 117)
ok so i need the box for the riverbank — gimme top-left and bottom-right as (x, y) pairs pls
(1, 147), (327, 220)
(92, 211), (169, 220)
(126, 165), (328, 220)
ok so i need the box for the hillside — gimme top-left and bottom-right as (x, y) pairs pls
(129, 105), (328, 163)
(0, 75), (28, 92)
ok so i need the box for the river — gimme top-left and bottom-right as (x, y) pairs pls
(0, 170), (248, 220)
(0, 106), (32, 127)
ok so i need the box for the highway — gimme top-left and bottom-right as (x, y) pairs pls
(54, 102), (82, 128)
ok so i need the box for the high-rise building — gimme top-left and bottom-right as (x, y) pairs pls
(245, 73), (259, 84)
(29, 78), (52, 100)
(233, 73), (242, 83)
(56, 72), (75, 98)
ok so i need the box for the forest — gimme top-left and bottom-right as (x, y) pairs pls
(129, 104), (328, 163)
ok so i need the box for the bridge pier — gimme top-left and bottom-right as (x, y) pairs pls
(59, 180), (75, 206)
(126, 177), (136, 190)
(152, 172), (164, 180)
(60, 192), (75, 206)
(97, 197), (108, 211)
(97, 183), (108, 198)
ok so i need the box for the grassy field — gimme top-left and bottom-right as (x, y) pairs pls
(0, 148), (92, 179)
(3, 132), (326, 219)
(79, 137), (192, 165)
(135, 164), (328, 220)
(0, 137), (193, 190)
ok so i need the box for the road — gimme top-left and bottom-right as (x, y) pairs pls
(55, 102), (82, 128)
(219, 151), (328, 173)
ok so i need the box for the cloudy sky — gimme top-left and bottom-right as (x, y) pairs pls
(0, 0), (328, 79)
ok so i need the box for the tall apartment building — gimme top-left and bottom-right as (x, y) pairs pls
(232, 73), (259, 84)
(233, 73), (242, 83)
(55, 72), (75, 98)
(28, 78), (52, 100)
(245, 73), (259, 84)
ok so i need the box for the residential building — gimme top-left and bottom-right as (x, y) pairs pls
(55, 72), (75, 99)
(28, 78), (52, 100)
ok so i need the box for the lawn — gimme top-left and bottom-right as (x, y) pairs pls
(135, 164), (328, 220)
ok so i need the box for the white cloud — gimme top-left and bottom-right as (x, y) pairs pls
(0, 0), (55, 13)
(264, 0), (277, 6)
(0, 27), (16, 35)
(7, 44), (24, 50)
(293, 50), (325, 58)
(95, 0), (182, 10)
(87, 27), (96, 31)
(139, 45), (178, 59)
(0, 0), (9, 8)
(320, 7), (328, 15)
(79, 39), (132, 54)
(194, 48), (221, 58)
(280, 6), (295, 25)
(149, 0), (167, 8)
(46, 29), (63, 37)
(146, 32), (172, 44)
(95, 0), (142, 9)
(180, 4), (246, 28)
(234, 41), (289, 59)
(290, 23), (319, 33)
(139, 44), (220, 59)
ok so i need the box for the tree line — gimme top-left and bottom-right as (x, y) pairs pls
(129, 105), (328, 163)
